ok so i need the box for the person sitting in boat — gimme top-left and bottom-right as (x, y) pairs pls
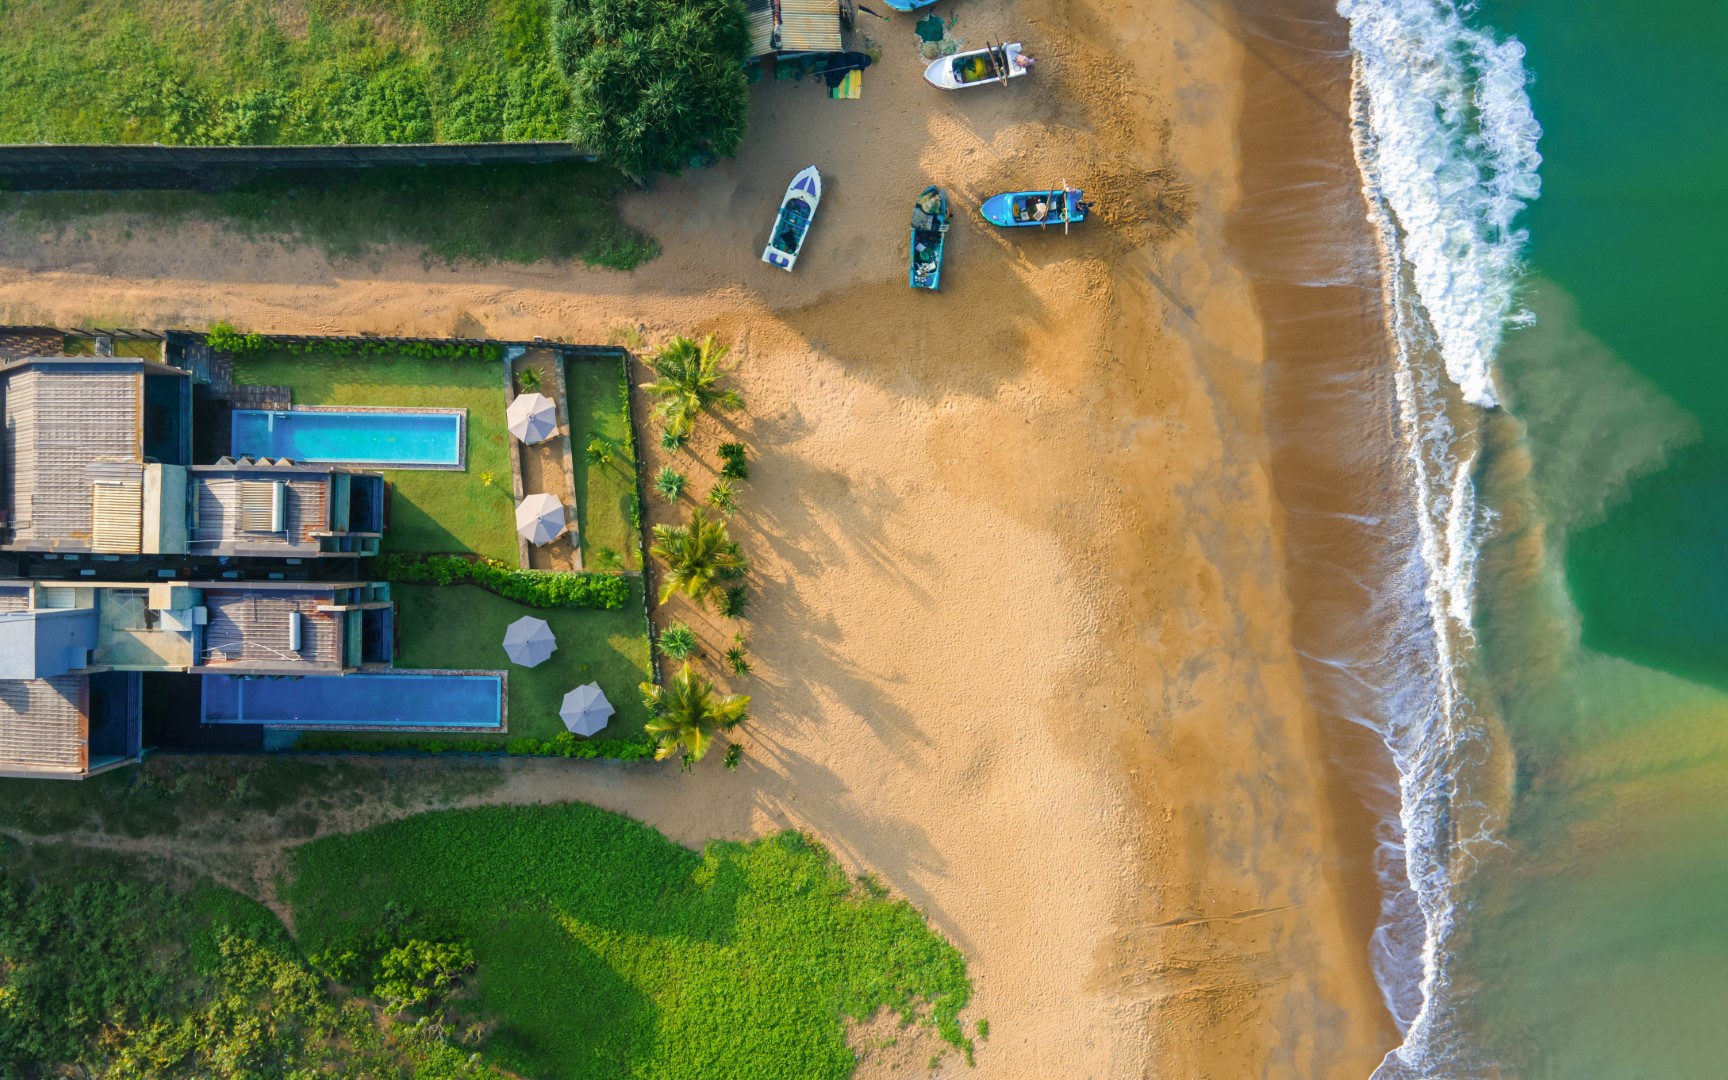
(1014, 52), (1035, 69)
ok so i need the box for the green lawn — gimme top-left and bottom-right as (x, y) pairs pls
(232, 350), (518, 561)
(567, 356), (644, 571)
(0, 0), (569, 145)
(394, 582), (652, 745)
(0, 164), (658, 270)
(285, 805), (975, 1079)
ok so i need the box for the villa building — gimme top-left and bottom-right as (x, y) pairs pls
(0, 348), (406, 780)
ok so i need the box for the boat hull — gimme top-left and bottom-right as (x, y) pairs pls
(923, 42), (1027, 90)
(980, 189), (1087, 228)
(882, 0), (939, 9)
(910, 185), (949, 290)
(762, 165), (823, 270)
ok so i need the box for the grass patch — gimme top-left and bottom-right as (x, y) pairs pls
(394, 582), (652, 745)
(568, 356), (644, 570)
(232, 349), (518, 561)
(0, 0), (570, 146)
(285, 804), (975, 1079)
(0, 163), (659, 270)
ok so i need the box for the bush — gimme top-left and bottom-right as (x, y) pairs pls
(707, 479), (739, 515)
(551, 0), (752, 177)
(203, 325), (505, 362)
(719, 582), (748, 618)
(373, 554), (629, 610)
(718, 442), (749, 481)
(654, 465), (686, 501)
(657, 623), (698, 660)
(295, 732), (658, 761)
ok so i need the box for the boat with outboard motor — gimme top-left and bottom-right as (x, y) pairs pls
(761, 166), (823, 270)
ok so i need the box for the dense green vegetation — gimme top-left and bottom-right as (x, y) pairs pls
(0, 0), (570, 145)
(232, 349), (519, 561)
(375, 553), (630, 609)
(0, 163), (659, 270)
(0, 857), (503, 1077)
(286, 804), (975, 1078)
(392, 582), (653, 745)
(551, 0), (751, 176)
(568, 356), (645, 570)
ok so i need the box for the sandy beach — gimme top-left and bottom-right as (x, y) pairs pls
(0, 0), (1396, 1073)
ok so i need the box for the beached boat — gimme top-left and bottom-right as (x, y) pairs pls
(980, 187), (1089, 229)
(909, 186), (949, 290)
(761, 166), (823, 271)
(882, 0), (940, 10)
(923, 42), (1030, 90)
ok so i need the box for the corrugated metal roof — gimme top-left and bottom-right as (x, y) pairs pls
(777, 0), (840, 52)
(192, 472), (330, 554)
(201, 589), (342, 668)
(2, 364), (141, 549)
(0, 675), (85, 775)
(748, 0), (775, 56)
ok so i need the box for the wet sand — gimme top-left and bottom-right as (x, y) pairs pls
(0, 0), (1396, 1073)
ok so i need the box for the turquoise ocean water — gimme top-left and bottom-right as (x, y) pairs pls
(1335, 1), (1728, 1075)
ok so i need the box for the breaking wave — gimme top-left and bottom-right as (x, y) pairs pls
(1332, 0), (1542, 1075)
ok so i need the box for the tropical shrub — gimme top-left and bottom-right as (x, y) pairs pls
(550, 0), (751, 177)
(657, 622), (699, 660)
(641, 335), (743, 441)
(718, 441), (749, 480)
(641, 662), (749, 764)
(722, 742), (744, 770)
(374, 939), (476, 1011)
(586, 435), (614, 466)
(373, 553), (629, 609)
(649, 508), (745, 607)
(719, 581), (748, 618)
(707, 478), (739, 515)
(517, 366), (542, 392)
(725, 635), (750, 676)
(654, 465), (687, 501)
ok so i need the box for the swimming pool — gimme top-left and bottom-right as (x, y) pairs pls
(201, 671), (504, 731)
(230, 408), (464, 469)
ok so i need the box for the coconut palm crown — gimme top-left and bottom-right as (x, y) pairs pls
(640, 335), (743, 441)
(642, 663), (749, 764)
(650, 507), (745, 606)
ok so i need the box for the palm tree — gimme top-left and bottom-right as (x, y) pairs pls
(640, 335), (742, 441)
(650, 508), (745, 606)
(642, 663), (749, 764)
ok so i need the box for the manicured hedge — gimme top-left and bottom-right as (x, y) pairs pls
(293, 733), (655, 761)
(373, 554), (630, 610)
(206, 323), (505, 362)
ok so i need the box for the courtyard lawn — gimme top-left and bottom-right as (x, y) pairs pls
(395, 583), (652, 745)
(232, 350), (518, 561)
(567, 356), (644, 571)
(285, 805), (976, 1080)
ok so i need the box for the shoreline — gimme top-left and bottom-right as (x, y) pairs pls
(0, 0), (1399, 1072)
(1227, 0), (1450, 1062)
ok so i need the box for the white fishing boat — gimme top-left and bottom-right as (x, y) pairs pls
(923, 42), (1031, 90)
(761, 166), (823, 271)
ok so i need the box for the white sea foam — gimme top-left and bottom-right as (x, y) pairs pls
(1333, 1), (1542, 1075)
(1337, 0), (1542, 409)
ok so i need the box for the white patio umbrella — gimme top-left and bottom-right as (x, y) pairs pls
(560, 682), (614, 736)
(506, 392), (558, 444)
(515, 493), (567, 546)
(502, 616), (557, 668)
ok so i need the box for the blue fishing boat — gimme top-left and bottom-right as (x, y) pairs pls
(909, 186), (949, 290)
(883, 0), (939, 11)
(981, 187), (1089, 229)
(762, 166), (823, 271)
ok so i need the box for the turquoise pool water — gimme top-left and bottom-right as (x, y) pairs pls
(201, 672), (502, 730)
(230, 408), (462, 467)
